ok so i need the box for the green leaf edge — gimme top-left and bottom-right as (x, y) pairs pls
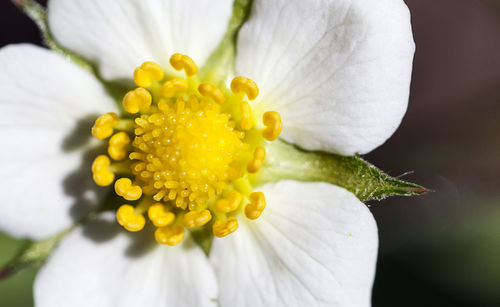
(11, 0), (93, 71)
(198, 0), (254, 84)
(259, 139), (428, 202)
(0, 229), (70, 281)
(11, 0), (130, 107)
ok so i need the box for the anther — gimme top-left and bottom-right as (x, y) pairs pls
(91, 112), (119, 140)
(155, 225), (185, 246)
(230, 76), (259, 101)
(240, 101), (253, 130)
(116, 204), (145, 232)
(215, 190), (243, 213)
(169, 53), (198, 76)
(114, 178), (143, 201)
(198, 83), (226, 104)
(213, 217), (239, 237)
(182, 209), (212, 228)
(108, 132), (131, 161)
(262, 111), (283, 141)
(92, 53), (285, 245)
(147, 203), (175, 227)
(244, 192), (266, 220)
(134, 61), (164, 88)
(123, 88), (152, 114)
(161, 78), (188, 98)
(91, 155), (115, 186)
(247, 146), (266, 173)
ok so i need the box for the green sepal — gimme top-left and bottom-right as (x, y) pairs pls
(259, 140), (428, 202)
(0, 190), (136, 280)
(198, 0), (254, 84)
(12, 0), (132, 110)
(190, 227), (214, 257)
(12, 0), (93, 71)
(0, 229), (69, 281)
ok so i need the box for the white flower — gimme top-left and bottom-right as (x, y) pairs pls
(0, 0), (414, 306)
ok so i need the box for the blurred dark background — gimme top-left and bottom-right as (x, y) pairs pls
(1, 0), (500, 306)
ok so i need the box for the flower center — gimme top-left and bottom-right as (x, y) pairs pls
(90, 54), (282, 246)
(132, 95), (245, 209)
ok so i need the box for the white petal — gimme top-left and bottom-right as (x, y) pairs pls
(210, 180), (378, 307)
(35, 213), (218, 307)
(236, 0), (415, 155)
(0, 44), (117, 239)
(48, 0), (233, 82)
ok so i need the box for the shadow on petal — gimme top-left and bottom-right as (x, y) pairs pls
(80, 213), (159, 259)
(60, 114), (114, 222)
(81, 214), (121, 242)
(61, 115), (98, 152)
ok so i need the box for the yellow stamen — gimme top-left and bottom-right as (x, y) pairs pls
(108, 132), (131, 161)
(247, 146), (266, 173)
(262, 111), (282, 141)
(231, 76), (259, 101)
(134, 61), (164, 88)
(147, 203), (175, 227)
(215, 190), (243, 213)
(91, 112), (119, 140)
(155, 225), (185, 246)
(161, 78), (188, 98)
(245, 192), (266, 220)
(169, 53), (198, 76)
(91, 155), (115, 186)
(91, 53), (283, 245)
(116, 204), (145, 232)
(240, 101), (253, 130)
(123, 88), (152, 114)
(182, 209), (212, 228)
(213, 217), (239, 237)
(198, 83), (226, 104)
(114, 178), (143, 201)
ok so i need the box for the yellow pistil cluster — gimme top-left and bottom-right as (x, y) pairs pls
(90, 53), (282, 246)
(131, 95), (245, 208)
